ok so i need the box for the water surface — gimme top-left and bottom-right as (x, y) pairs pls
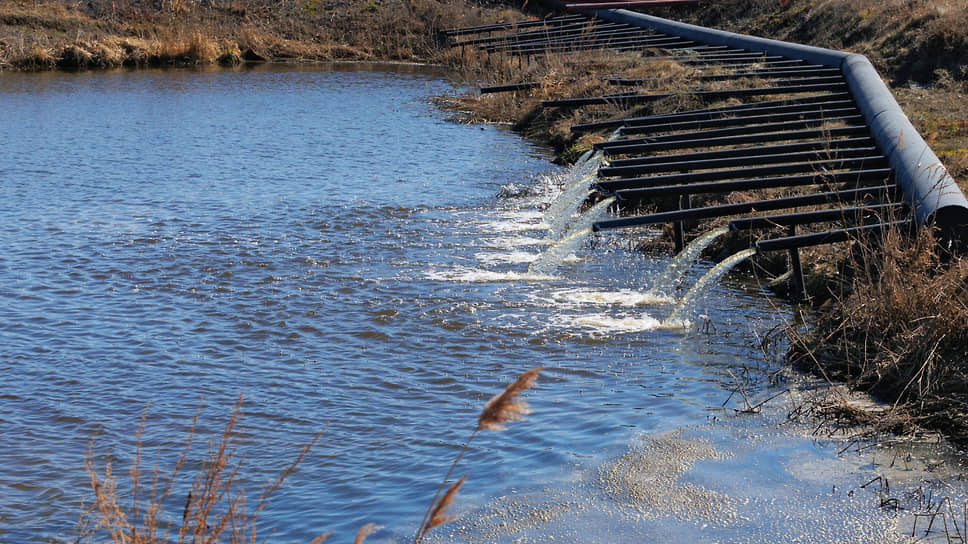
(1, 64), (964, 543)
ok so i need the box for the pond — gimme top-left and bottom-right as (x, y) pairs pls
(0, 63), (964, 543)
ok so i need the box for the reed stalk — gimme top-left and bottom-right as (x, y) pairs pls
(413, 367), (543, 544)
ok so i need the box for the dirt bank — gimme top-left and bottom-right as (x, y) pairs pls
(0, 0), (514, 69)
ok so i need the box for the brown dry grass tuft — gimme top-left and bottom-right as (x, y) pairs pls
(77, 394), (330, 544)
(76, 367), (544, 543)
(788, 221), (968, 443)
(0, 0), (505, 70)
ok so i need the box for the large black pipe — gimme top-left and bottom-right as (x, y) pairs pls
(544, 82), (848, 107)
(755, 220), (914, 252)
(443, 15), (588, 36)
(607, 67), (842, 86)
(616, 107), (859, 136)
(571, 92), (851, 132)
(592, 185), (898, 231)
(606, 137), (874, 168)
(480, 82), (541, 94)
(598, 157), (889, 193)
(596, 117), (866, 151)
(610, 168), (893, 199)
(478, 24), (647, 50)
(507, 36), (695, 55)
(598, 146), (880, 178)
(454, 18), (600, 43)
(728, 203), (904, 230)
(602, 126), (870, 155)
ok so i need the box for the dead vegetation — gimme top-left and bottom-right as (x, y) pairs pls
(75, 369), (542, 543)
(681, 0), (968, 86)
(0, 0), (514, 69)
(787, 221), (968, 444)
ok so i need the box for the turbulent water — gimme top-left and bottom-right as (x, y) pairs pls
(1, 64), (965, 543)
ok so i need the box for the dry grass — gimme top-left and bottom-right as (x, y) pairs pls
(76, 368), (544, 543)
(682, 0), (968, 86)
(788, 221), (968, 444)
(0, 0), (507, 70)
(439, 49), (705, 162)
(76, 395), (329, 544)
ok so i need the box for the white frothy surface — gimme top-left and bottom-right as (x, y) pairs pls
(425, 267), (557, 282)
(552, 288), (674, 307)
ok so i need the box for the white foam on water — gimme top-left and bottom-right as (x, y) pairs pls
(562, 312), (664, 334)
(480, 220), (550, 233)
(553, 288), (674, 307)
(497, 209), (545, 222)
(425, 267), (557, 282)
(474, 250), (539, 265)
(483, 235), (551, 248)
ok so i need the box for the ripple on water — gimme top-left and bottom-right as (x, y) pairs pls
(1, 64), (948, 544)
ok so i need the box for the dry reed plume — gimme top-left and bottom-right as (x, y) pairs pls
(414, 366), (543, 543)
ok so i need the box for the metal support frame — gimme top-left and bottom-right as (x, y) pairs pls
(787, 225), (807, 302)
(592, 185), (899, 231)
(600, 126), (870, 155)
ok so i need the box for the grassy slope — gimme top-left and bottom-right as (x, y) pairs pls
(0, 0), (520, 69)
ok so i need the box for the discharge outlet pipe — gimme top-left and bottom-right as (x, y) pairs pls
(591, 9), (968, 242)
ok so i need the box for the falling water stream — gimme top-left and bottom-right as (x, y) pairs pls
(2, 64), (966, 544)
(649, 226), (730, 297)
(666, 248), (759, 326)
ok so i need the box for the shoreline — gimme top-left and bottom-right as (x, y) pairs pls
(6, 0), (968, 446)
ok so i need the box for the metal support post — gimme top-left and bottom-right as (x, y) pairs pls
(788, 225), (807, 302)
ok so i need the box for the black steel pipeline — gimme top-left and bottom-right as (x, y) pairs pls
(455, 19), (609, 46)
(480, 82), (540, 94)
(610, 168), (893, 199)
(598, 146), (879, 177)
(543, 82), (848, 107)
(606, 67), (842, 86)
(507, 35), (695, 55)
(600, 126), (871, 155)
(570, 92), (851, 132)
(598, 157), (889, 192)
(478, 24), (645, 50)
(597, 117), (866, 151)
(727, 203), (905, 230)
(606, 137), (875, 168)
(442, 15), (587, 37)
(754, 220), (913, 251)
(616, 107), (859, 136)
(591, 185), (899, 231)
